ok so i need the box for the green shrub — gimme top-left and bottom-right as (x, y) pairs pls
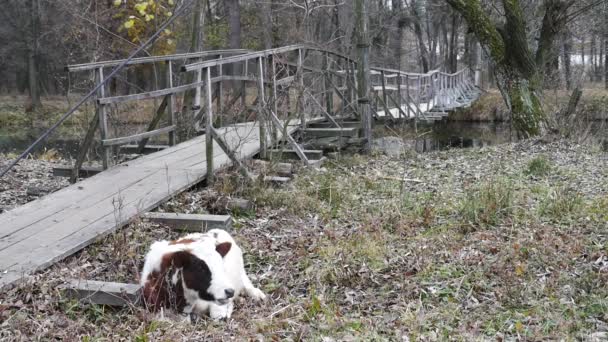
(460, 178), (514, 227)
(539, 187), (583, 221)
(525, 156), (552, 177)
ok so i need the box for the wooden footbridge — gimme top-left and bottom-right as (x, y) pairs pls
(0, 44), (480, 290)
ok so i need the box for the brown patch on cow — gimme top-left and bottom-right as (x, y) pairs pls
(215, 242), (232, 257)
(169, 238), (196, 246)
(142, 251), (194, 312)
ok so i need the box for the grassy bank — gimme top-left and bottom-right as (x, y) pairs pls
(450, 88), (608, 122)
(0, 137), (606, 340)
(0, 95), (159, 137)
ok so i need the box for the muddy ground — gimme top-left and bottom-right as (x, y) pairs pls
(0, 138), (607, 341)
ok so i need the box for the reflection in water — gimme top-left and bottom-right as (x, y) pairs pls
(413, 121), (515, 153)
(0, 124), (166, 158)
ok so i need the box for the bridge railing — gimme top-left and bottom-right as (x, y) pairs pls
(65, 44), (479, 183)
(66, 45), (359, 178)
(180, 44), (358, 179)
(368, 67), (479, 122)
(66, 49), (249, 176)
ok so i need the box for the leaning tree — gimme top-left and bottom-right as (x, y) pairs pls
(446, 0), (580, 137)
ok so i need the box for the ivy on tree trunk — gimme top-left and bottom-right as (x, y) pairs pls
(447, 0), (575, 137)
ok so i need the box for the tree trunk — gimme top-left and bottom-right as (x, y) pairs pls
(605, 0), (608, 89)
(226, 0), (242, 88)
(447, 0), (574, 137)
(260, 0), (273, 49)
(448, 13), (459, 73)
(27, 0), (42, 110)
(411, 0), (430, 72)
(591, 33), (596, 82)
(355, 0), (372, 152)
(182, 0), (205, 112)
(562, 30), (572, 90)
(507, 76), (545, 136)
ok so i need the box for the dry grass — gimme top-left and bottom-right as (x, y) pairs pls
(450, 87), (608, 122)
(1, 138), (607, 340)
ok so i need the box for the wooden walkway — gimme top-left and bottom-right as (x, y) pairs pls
(0, 122), (292, 289)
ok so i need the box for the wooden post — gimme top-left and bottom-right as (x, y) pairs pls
(397, 72), (402, 119)
(205, 67), (214, 184)
(270, 55), (279, 144)
(241, 60), (247, 108)
(257, 57), (268, 159)
(194, 64), (202, 110)
(297, 49), (306, 129)
(380, 70), (390, 117)
(324, 52), (334, 115)
(416, 76), (421, 120)
(404, 75), (411, 119)
(71, 111), (99, 183)
(217, 55), (224, 117)
(96, 67), (111, 169)
(166, 62), (176, 146)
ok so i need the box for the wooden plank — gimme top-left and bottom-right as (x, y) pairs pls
(120, 144), (168, 154)
(144, 212), (232, 231)
(303, 127), (359, 138)
(53, 166), (102, 178)
(275, 75), (295, 86)
(102, 126), (175, 147)
(307, 121), (362, 129)
(182, 44), (353, 72)
(66, 49), (249, 72)
(98, 76), (250, 105)
(263, 176), (291, 185)
(62, 279), (141, 307)
(268, 149), (323, 160)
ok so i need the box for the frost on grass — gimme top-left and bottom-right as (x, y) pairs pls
(1, 139), (607, 340)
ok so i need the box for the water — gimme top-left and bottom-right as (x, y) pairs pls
(0, 128), (87, 158)
(1, 121), (605, 159)
(413, 121), (514, 152)
(0, 123), (166, 159)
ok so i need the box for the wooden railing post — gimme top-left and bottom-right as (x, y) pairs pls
(270, 55), (279, 144)
(205, 67), (214, 184)
(396, 72), (402, 119)
(257, 57), (268, 159)
(324, 52), (334, 115)
(297, 49), (306, 129)
(404, 74), (411, 119)
(416, 76), (421, 121)
(96, 67), (111, 169)
(166, 61), (176, 146)
(241, 60), (247, 108)
(217, 55), (224, 117)
(194, 63), (202, 110)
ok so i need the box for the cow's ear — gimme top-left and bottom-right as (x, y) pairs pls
(215, 242), (232, 257)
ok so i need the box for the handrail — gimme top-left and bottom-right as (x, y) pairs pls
(181, 44), (353, 72)
(66, 49), (250, 72)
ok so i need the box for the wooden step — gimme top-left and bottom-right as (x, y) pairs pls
(144, 212), (232, 231)
(268, 149), (323, 161)
(62, 279), (141, 307)
(263, 176), (291, 185)
(120, 144), (168, 154)
(53, 166), (102, 178)
(303, 127), (359, 138)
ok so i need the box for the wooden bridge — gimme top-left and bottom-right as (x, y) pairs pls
(0, 44), (480, 290)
